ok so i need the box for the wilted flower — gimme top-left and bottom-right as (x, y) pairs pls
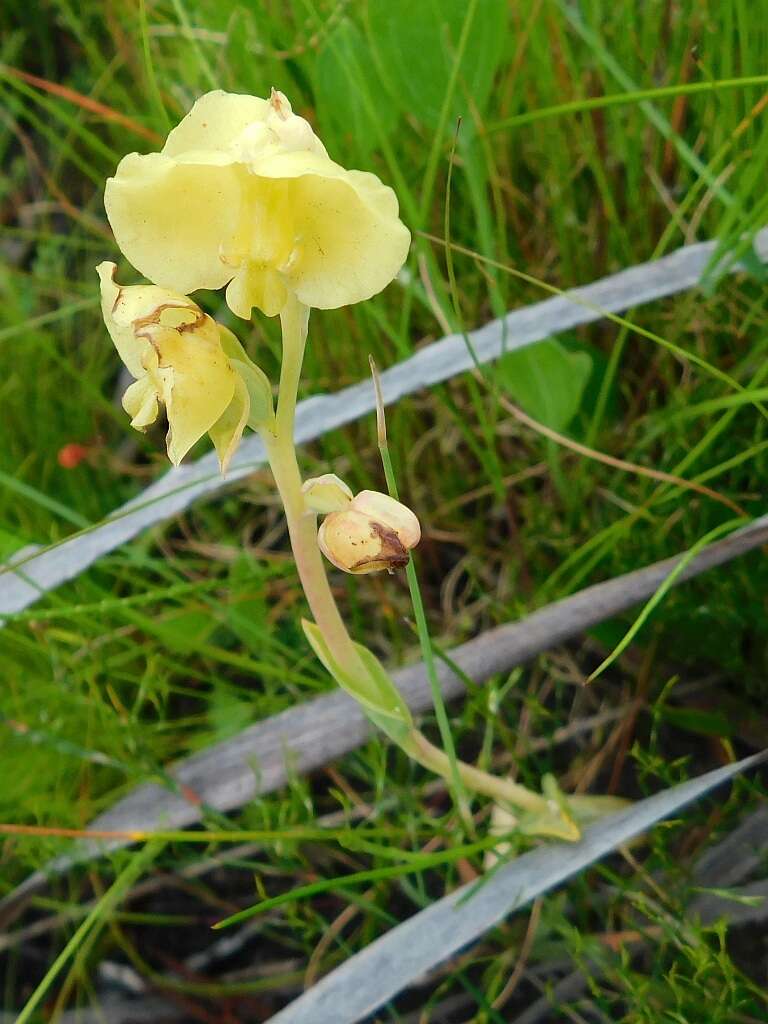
(104, 89), (411, 319)
(317, 488), (420, 574)
(97, 261), (270, 470)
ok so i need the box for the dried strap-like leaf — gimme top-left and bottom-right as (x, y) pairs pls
(3, 514), (767, 917)
(4, 229), (766, 621)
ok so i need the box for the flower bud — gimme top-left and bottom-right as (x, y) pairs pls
(317, 490), (420, 575)
(301, 473), (353, 514)
(350, 491), (421, 550)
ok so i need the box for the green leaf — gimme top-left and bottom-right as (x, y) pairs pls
(230, 359), (274, 431)
(302, 619), (413, 740)
(149, 610), (216, 653)
(497, 338), (593, 431)
(518, 774), (580, 842)
(314, 18), (398, 158)
(658, 706), (734, 738)
(0, 527), (28, 562)
(218, 328), (275, 431)
(268, 753), (768, 1022)
(368, 0), (508, 129)
(208, 687), (254, 742)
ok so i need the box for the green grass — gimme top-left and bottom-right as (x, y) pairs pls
(2, 0), (768, 1019)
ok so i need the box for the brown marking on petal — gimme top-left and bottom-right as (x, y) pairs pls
(134, 324), (171, 368)
(133, 307), (209, 360)
(348, 521), (409, 572)
(104, 264), (123, 314)
(135, 329), (178, 372)
(269, 87), (289, 120)
(132, 303), (203, 333)
(134, 328), (156, 348)
(176, 310), (208, 333)
(134, 326), (162, 352)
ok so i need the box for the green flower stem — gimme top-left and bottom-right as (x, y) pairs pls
(262, 297), (551, 822)
(263, 297), (366, 680)
(405, 730), (549, 815)
(371, 365), (470, 820)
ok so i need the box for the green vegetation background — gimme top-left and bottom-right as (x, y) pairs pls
(1, 0), (768, 1020)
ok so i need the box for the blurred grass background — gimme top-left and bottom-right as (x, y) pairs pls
(2, 0), (768, 1020)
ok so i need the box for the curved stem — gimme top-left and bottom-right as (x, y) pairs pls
(262, 296), (555, 822)
(407, 731), (549, 815)
(264, 297), (365, 678)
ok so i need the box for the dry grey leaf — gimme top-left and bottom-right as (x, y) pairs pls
(3, 228), (766, 620)
(266, 752), (768, 1024)
(3, 514), (767, 915)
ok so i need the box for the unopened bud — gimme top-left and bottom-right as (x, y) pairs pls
(317, 490), (420, 575)
(302, 473), (353, 514)
(350, 490), (421, 549)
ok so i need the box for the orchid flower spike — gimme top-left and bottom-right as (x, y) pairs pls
(98, 262), (272, 471)
(310, 484), (421, 575)
(104, 89), (411, 319)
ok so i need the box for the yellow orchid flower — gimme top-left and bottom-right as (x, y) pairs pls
(104, 89), (411, 319)
(97, 261), (272, 470)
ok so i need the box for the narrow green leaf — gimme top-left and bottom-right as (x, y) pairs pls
(267, 753), (768, 1024)
(302, 619), (412, 732)
(314, 18), (398, 157)
(231, 359), (275, 431)
(588, 518), (744, 682)
(368, 0), (508, 129)
(217, 327), (275, 430)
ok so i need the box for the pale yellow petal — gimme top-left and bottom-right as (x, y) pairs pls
(317, 509), (409, 575)
(162, 90), (270, 158)
(225, 264), (288, 319)
(246, 147), (344, 181)
(209, 374), (250, 473)
(97, 261), (193, 378)
(302, 474), (353, 514)
(104, 152), (248, 296)
(245, 153), (410, 309)
(137, 316), (236, 465)
(104, 91), (409, 316)
(289, 170), (409, 309)
(122, 376), (159, 430)
(350, 490), (421, 549)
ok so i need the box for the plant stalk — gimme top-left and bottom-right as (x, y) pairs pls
(262, 297), (553, 822)
(263, 297), (365, 680)
(406, 731), (549, 814)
